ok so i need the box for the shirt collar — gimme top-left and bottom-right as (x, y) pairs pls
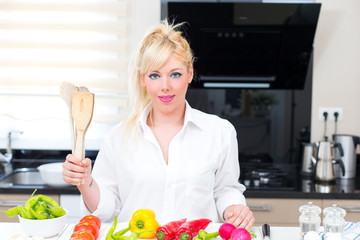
(137, 101), (205, 132)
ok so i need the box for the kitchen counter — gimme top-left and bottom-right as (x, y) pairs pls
(1, 222), (300, 240)
(1, 172), (360, 199)
(4, 222), (360, 240)
(0, 183), (79, 195)
(1, 152), (360, 199)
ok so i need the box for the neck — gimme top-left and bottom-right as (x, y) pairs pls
(148, 102), (186, 128)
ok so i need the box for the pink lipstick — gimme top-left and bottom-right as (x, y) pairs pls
(158, 95), (175, 103)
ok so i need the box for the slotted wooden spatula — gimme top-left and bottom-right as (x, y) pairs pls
(72, 92), (94, 160)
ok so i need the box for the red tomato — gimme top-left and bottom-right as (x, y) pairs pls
(70, 230), (95, 240)
(74, 221), (99, 239)
(80, 215), (101, 230)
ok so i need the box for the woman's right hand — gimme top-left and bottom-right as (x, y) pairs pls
(62, 154), (92, 186)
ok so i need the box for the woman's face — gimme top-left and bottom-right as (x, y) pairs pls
(142, 55), (193, 115)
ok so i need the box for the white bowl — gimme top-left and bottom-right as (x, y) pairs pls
(18, 209), (68, 238)
(38, 162), (68, 187)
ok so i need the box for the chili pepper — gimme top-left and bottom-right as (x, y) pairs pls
(24, 195), (40, 210)
(156, 219), (187, 240)
(112, 235), (128, 240)
(0, 205), (34, 219)
(114, 227), (130, 237)
(175, 219), (212, 240)
(33, 202), (47, 213)
(38, 195), (60, 208)
(25, 194), (60, 210)
(23, 189), (39, 210)
(129, 209), (160, 239)
(106, 215), (118, 240)
(0, 206), (21, 217)
(127, 231), (152, 240)
(30, 207), (49, 219)
(32, 202), (49, 219)
(30, 189), (37, 197)
(47, 206), (66, 217)
(18, 206), (35, 219)
(197, 230), (219, 240)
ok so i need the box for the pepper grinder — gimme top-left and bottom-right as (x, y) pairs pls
(323, 204), (346, 239)
(299, 201), (322, 240)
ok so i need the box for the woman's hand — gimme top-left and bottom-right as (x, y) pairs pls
(224, 204), (255, 229)
(62, 154), (92, 186)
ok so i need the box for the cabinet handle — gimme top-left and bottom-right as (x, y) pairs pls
(0, 200), (27, 207)
(249, 205), (272, 211)
(339, 206), (360, 212)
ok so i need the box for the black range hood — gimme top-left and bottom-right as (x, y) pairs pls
(168, 2), (321, 89)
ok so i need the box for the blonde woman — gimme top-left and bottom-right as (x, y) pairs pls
(62, 20), (254, 228)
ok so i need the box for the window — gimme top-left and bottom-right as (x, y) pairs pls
(0, 0), (160, 150)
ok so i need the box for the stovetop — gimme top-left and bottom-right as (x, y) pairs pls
(239, 162), (298, 191)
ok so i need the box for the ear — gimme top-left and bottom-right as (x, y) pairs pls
(188, 66), (194, 84)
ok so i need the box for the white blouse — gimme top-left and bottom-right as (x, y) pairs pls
(81, 102), (246, 223)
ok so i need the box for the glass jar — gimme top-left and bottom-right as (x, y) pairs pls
(323, 204), (346, 239)
(299, 201), (322, 240)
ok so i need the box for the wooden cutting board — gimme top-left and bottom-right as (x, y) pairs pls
(71, 92), (94, 160)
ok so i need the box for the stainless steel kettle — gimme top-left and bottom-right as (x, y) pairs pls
(314, 138), (345, 183)
(333, 134), (360, 179)
(300, 142), (318, 176)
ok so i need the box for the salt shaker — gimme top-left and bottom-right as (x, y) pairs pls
(323, 204), (346, 239)
(299, 201), (322, 240)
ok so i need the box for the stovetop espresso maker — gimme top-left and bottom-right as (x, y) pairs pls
(314, 137), (345, 183)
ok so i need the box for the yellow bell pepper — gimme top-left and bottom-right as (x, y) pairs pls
(129, 209), (160, 239)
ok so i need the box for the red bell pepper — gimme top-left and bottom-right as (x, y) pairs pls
(175, 219), (212, 240)
(156, 219), (187, 240)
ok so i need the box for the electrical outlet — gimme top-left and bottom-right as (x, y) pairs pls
(318, 107), (343, 121)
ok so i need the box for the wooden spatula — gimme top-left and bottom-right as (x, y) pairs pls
(60, 82), (77, 153)
(72, 92), (94, 160)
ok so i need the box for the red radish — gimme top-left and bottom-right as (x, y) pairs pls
(230, 228), (251, 240)
(219, 223), (236, 240)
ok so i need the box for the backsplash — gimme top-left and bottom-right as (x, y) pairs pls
(186, 86), (312, 166)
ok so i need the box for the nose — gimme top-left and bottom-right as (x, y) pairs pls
(161, 77), (170, 92)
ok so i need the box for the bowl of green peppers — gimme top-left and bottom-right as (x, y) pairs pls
(0, 190), (68, 238)
(18, 208), (68, 238)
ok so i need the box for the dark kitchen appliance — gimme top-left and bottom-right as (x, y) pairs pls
(168, 2), (321, 89)
(239, 162), (296, 191)
(333, 134), (360, 179)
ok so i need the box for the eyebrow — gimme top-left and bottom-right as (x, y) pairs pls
(169, 68), (184, 72)
(150, 67), (185, 73)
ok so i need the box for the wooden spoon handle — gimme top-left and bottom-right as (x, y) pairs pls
(67, 106), (75, 154)
(74, 130), (85, 160)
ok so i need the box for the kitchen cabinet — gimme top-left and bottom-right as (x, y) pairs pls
(323, 199), (360, 223)
(60, 194), (81, 223)
(248, 198), (360, 227)
(0, 194), (59, 222)
(247, 198), (322, 227)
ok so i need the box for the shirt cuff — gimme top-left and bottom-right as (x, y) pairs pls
(216, 191), (247, 222)
(80, 183), (116, 223)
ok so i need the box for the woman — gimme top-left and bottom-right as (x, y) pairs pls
(62, 20), (254, 228)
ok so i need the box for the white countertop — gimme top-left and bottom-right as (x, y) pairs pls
(1, 222), (301, 240)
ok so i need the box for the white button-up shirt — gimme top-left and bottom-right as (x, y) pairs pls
(82, 102), (246, 223)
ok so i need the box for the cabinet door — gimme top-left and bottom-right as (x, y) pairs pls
(247, 198), (322, 227)
(0, 194), (59, 222)
(323, 199), (360, 223)
(60, 194), (81, 223)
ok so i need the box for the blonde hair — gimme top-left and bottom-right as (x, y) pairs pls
(121, 19), (194, 141)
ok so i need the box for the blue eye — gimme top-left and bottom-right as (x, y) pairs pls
(170, 72), (182, 78)
(148, 73), (160, 80)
